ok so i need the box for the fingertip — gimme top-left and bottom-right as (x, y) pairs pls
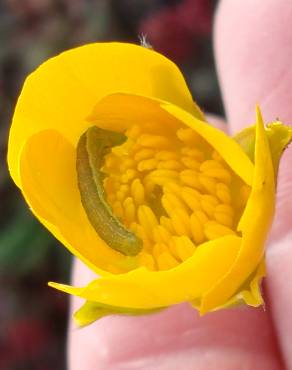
(215, 0), (292, 132)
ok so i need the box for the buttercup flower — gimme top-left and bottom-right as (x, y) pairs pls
(8, 42), (292, 326)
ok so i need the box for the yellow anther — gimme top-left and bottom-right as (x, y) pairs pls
(148, 170), (179, 187)
(150, 169), (179, 179)
(190, 212), (205, 244)
(214, 212), (233, 227)
(163, 182), (182, 196)
(137, 158), (158, 172)
(143, 177), (156, 194)
(104, 177), (115, 194)
(134, 148), (156, 162)
(137, 205), (159, 240)
(195, 210), (208, 224)
(112, 200), (124, 218)
(156, 150), (178, 161)
(180, 170), (203, 190)
(204, 221), (235, 240)
(130, 223), (151, 250)
(120, 158), (135, 172)
(171, 236), (196, 261)
(203, 168), (232, 184)
(152, 243), (169, 260)
(215, 204), (234, 216)
(181, 147), (204, 161)
(161, 195), (173, 216)
(153, 225), (172, 244)
(123, 197), (136, 225)
(158, 160), (182, 170)
(104, 154), (119, 170)
(212, 150), (223, 162)
(162, 192), (188, 213)
(177, 127), (200, 144)
(170, 208), (191, 237)
(116, 190), (126, 201)
(157, 252), (179, 270)
(201, 194), (219, 206)
(126, 125), (141, 139)
(181, 187), (201, 211)
(130, 179), (145, 205)
(181, 157), (201, 170)
(112, 178), (121, 190)
(137, 134), (173, 149)
(200, 159), (224, 172)
(160, 216), (176, 234)
(121, 169), (137, 183)
(199, 174), (217, 195)
(107, 193), (116, 204)
(120, 184), (130, 193)
(138, 251), (155, 270)
(200, 194), (219, 218)
(216, 182), (231, 204)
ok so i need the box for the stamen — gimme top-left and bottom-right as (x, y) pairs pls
(181, 157), (201, 170)
(181, 187), (201, 211)
(177, 127), (200, 144)
(137, 205), (159, 240)
(139, 252), (155, 270)
(160, 216), (176, 234)
(190, 212), (206, 244)
(216, 183), (232, 204)
(153, 225), (172, 244)
(181, 147), (204, 161)
(170, 236), (196, 261)
(169, 208), (191, 237)
(156, 150), (178, 161)
(157, 251), (180, 270)
(180, 170), (204, 190)
(162, 191), (189, 213)
(204, 221), (235, 240)
(157, 160), (182, 170)
(199, 174), (217, 194)
(138, 158), (158, 172)
(78, 122), (248, 271)
(130, 179), (145, 205)
(134, 148), (156, 161)
(137, 134), (173, 149)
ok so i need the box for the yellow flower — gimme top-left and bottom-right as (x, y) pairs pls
(8, 42), (292, 326)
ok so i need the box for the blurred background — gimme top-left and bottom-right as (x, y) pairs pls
(0, 0), (222, 369)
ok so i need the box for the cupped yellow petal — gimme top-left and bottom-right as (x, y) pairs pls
(19, 129), (138, 274)
(49, 235), (241, 309)
(8, 42), (202, 187)
(200, 107), (275, 313)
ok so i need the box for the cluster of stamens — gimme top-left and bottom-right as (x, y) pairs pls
(103, 123), (250, 271)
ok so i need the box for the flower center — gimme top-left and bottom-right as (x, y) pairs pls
(99, 123), (250, 271)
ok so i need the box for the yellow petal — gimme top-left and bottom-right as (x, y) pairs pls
(200, 107), (275, 313)
(49, 235), (241, 309)
(74, 300), (165, 327)
(8, 42), (202, 187)
(19, 129), (137, 274)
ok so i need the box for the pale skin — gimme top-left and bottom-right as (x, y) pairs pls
(68, 0), (292, 368)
